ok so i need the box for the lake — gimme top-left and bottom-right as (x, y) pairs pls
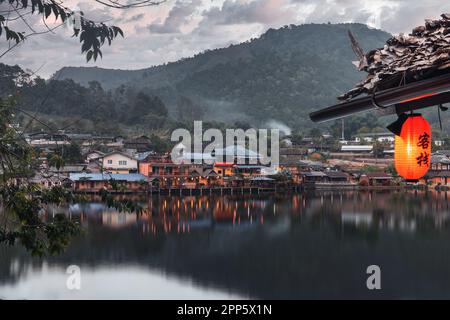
(2, 190), (450, 299)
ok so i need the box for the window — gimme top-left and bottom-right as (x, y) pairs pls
(119, 160), (127, 166)
(107, 159), (113, 165)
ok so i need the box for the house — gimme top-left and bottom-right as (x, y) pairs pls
(430, 153), (450, 171)
(279, 160), (303, 183)
(359, 172), (393, 186)
(102, 151), (138, 174)
(69, 173), (149, 192)
(298, 160), (325, 171)
(135, 151), (155, 162)
(341, 145), (373, 153)
(105, 136), (125, 149)
(324, 171), (350, 183)
(356, 132), (395, 144)
(280, 147), (308, 159)
(139, 154), (202, 187)
(27, 132), (71, 149)
(124, 135), (153, 153)
(233, 165), (266, 177)
(249, 176), (276, 187)
(30, 173), (66, 189)
(66, 134), (117, 147)
(422, 153), (450, 185)
(86, 161), (102, 173)
(301, 171), (327, 183)
(213, 162), (234, 177)
(424, 171), (450, 185)
(85, 150), (105, 163)
(66, 133), (93, 146)
(49, 164), (88, 177)
(432, 150), (450, 157)
(85, 150), (104, 173)
(188, 168), (221, 187)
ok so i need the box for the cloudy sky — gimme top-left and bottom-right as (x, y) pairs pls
(1, 0), (449, 77)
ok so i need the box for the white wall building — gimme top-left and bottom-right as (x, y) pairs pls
(102, 151), (138, 174)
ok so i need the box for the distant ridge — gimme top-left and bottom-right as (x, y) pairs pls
(54, 23), (391, 127)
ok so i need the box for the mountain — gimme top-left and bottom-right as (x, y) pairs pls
(54, 23), (391, 128)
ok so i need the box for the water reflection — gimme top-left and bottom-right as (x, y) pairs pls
(3, 190), (450, 299)
(0, 264), (243, 300)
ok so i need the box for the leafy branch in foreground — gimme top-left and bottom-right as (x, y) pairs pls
(0, 98), (139, 256)
(0, 185), (81, 256)
(0, 98), (79, 255)
(0, 0), (126, 61)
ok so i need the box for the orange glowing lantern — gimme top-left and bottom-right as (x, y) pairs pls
(394, 114), (431, 180)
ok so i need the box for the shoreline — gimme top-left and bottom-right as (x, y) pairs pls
(70, 184), (425, 195)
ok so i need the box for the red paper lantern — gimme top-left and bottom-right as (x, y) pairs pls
(394, 114), (431, 180)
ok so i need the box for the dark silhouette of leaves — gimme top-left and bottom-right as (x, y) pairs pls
(0, 0), (125, 61)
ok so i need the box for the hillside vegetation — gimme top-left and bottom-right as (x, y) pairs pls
(53, 23), (391, 129)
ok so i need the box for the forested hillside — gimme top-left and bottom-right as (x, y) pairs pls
(53, 23), (391, 128)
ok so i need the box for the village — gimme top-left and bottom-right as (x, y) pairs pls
(23, 129), (450, 194)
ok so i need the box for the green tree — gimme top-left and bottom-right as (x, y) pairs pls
(0, 98), (141, 255)
(150, 134), (169, 153)
(126, 92), (168, 125)
(48, 154), (65, 171)
(177, 96), (205, 122)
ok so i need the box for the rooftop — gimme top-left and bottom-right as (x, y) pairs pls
(341, 145), (373, 151)
(301, 171), (327, 177)
(325, 171), (349, 179)
(69, 173), (149, 182)
(431, 154), (450, 164)
(363, 172), (393, 179)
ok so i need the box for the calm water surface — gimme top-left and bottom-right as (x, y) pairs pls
(2, 190), (450, 299)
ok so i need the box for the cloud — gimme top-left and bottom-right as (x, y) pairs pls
(2, 0), (450, 78)
(291, 0), (450, 34)
(149, 0), (202, 34)
(200, 0), (296, 26)
(76, 1), (114, 22)
(124, 13), (146, 23)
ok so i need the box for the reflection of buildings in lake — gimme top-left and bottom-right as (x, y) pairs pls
(102, 211), (137, 228)
(51, 190), (450, 236)
(139, 196), (270, 235)
(341, 211), (372, 226)
(67, 203), (139, 228)
(301, 190), (450, 232)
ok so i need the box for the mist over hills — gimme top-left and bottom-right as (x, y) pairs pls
(53, 23), (391, 129)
